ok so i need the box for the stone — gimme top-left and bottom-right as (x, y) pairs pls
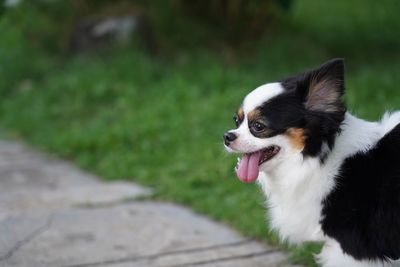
(0, 141), (151, 218)
(0, 140), (293, 267)
(1, 203), (289, 267)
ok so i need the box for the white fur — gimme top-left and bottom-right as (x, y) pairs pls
(242, 83), (284, 114)
(226, 82), (400, 267)
(381, 111), (400, 135)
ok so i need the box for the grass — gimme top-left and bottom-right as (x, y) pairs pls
(0, 1), (399, 266)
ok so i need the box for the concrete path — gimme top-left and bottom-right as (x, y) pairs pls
(0, 141), (293, 267)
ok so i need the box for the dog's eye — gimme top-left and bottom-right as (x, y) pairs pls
(252, 122), (266, 132)
(233, 115), (241, 127)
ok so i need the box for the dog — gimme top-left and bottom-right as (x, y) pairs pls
(223, 59), (400, 267)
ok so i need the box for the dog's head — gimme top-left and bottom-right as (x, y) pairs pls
(224, 59), (346, 183)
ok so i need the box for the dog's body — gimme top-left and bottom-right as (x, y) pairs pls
(224, 59), (400, 267)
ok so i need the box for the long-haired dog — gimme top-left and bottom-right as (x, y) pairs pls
(224, 59), (400, 267)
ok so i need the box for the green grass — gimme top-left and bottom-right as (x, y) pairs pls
(0, 1), (399, 266)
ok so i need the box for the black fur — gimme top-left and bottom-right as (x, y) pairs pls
(321, 123), (400, 261)
(255, 93), (305, 138)
(256, 59), (346, 158)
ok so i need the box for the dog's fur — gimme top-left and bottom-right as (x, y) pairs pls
(224, 59), (400, 267)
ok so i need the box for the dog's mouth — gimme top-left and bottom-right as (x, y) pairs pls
(235, 145), (280, 183)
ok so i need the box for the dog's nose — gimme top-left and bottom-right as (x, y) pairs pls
(224, 132), (237, 146)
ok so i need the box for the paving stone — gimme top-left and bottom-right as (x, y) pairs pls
(0, 213), (50, 263)
(0, 140), (293, 267)
(1, 203), (289, 267)
(0, 141), (151, 218)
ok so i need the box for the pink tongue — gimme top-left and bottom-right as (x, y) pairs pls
(235, 151), (262, 183)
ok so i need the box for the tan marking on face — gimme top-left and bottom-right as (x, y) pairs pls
(247, 109), (261, 122)
(237, 107), (244, 121)
(285, 128), (306, 150)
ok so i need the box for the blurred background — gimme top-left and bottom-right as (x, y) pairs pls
(0, 0), (399, 265)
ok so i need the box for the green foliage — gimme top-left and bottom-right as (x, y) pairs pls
(0, 0), (290, 55)
(2, 47), (400, 266)
(0, 0), (399, 266)
(0, 12), (52, 96)
(2, 1), (76, 52)
(163, 0), (289, 42)
(292, 0), (400, 59)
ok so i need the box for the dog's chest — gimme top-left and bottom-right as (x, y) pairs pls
(258, 169), (333, 243)
(268, 190), (324, 243)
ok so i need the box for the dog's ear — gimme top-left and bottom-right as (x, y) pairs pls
(295, 58), (345, 113)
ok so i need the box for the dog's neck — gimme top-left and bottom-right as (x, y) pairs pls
(332, 112), (381, 160)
